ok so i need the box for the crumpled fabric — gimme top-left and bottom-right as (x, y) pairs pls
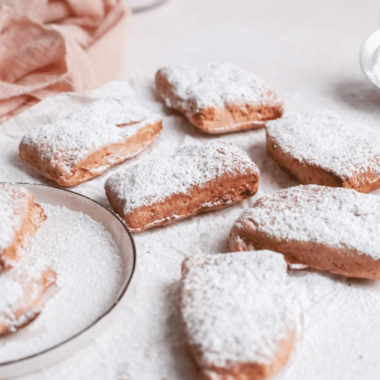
(0, 0), (130, 123)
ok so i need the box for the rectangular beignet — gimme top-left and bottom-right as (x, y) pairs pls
(155, 63), (283, 134)
(266, 112), (380, 193)
(181, 251), (296, 380)
(19, 99), (163, 187)
(105, 140), (259, 232)
(0, 184), (46, 267)
(229, 185), (380, 280)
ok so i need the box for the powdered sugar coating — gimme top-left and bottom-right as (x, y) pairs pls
(235, 185), (380, 259)
(0, 249), (54, 332)
(266, 112), (380, 180)
(20, 98), (162, 176)
(0, 185), (31, 253)
(0, 204), (123, 362)
(105, 140), (259, 215)
(0, 194), (53, 332)
(181, 251), (295, 368)
(0, 274), (24, 330)
(158, 63), (280, 112)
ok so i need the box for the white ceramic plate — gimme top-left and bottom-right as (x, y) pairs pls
(360, 28), (380, 89)
(0, 183), (136, 379)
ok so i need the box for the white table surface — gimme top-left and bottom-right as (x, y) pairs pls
(126, 0), (380, 130)
(3, 1), (380, 379)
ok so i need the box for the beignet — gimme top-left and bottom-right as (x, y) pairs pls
(0, 184), (46, 267)
(105, 140), (259, 232)
(156, 63), (283, 134)
(229, 185), (380, 279)
(0, 261), (56, 335)
(181, 251), (296, 380)
(19, 99), (162, 187)
(266, 112), (380, 193)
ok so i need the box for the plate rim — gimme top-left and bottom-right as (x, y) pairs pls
(0, 182), (137, 367)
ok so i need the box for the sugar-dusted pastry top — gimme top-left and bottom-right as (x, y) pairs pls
(235, 185), (380, 259)
(0, 185), (31, 253)
(105, 140), (259, 215)
(181, 251), (295, 367)
(266, 112), (380, 180)
(20, 98), (162, 177)
(157, 62), (281, 112)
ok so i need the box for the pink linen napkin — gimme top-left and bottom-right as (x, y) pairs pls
(0, 0), (130, 123)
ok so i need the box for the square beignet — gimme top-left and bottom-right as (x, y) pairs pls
(155, 63), (283, 134)
(105, 140), (259, 232)
(0, 184), (46, 267)
(181, 251), (296, 380)
(19, 99), (163, 187)
(266, 112), (380, 193)
(0, 255), (56, 335)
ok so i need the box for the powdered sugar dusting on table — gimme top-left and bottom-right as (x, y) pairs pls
(266, 112), (380, 180)
(234, 185), (380, 259)
(105, 139), (258, 215)
(181, 251), (296, 368)
(20, 98), (162, 176)
(158, 63), (280, 112)
(0, 204), (123, 363)
(0, 185), (30, 252)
